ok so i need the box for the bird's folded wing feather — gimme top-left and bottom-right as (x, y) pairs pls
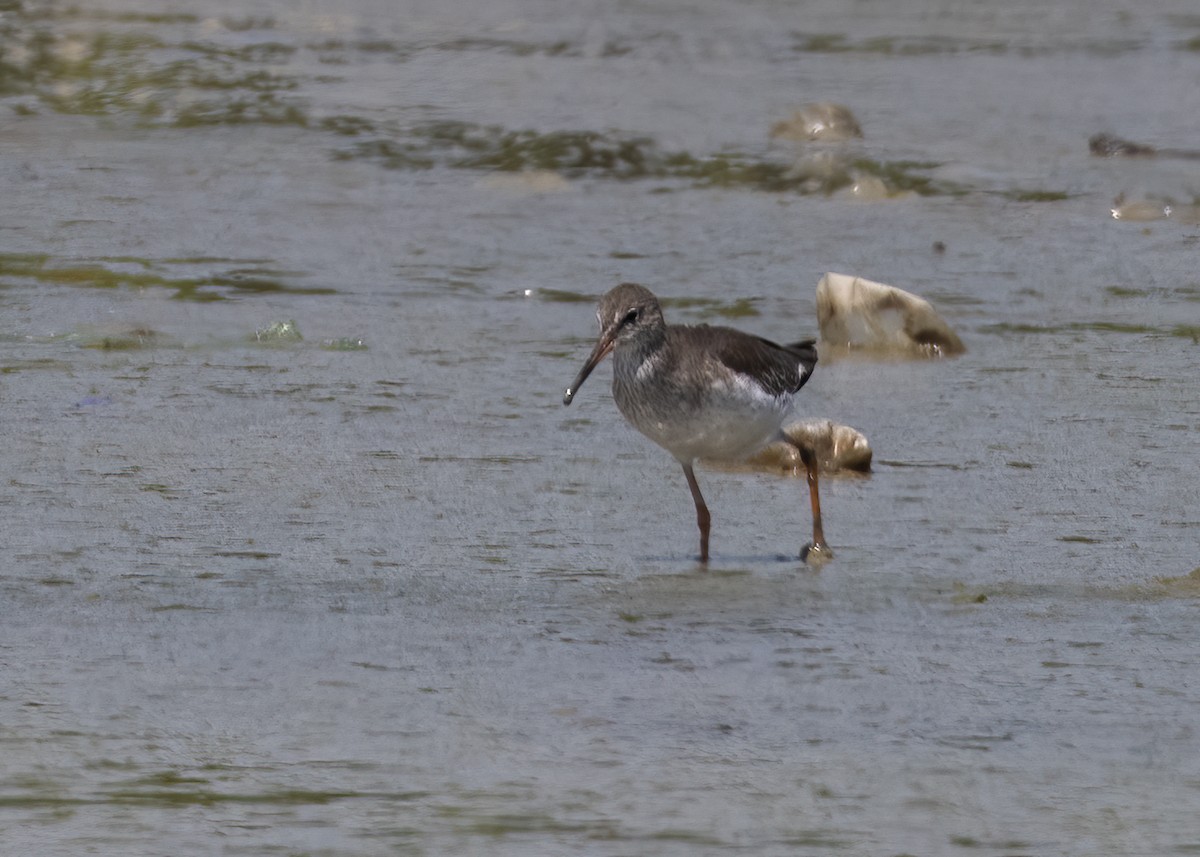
(687, 326), (818, 397)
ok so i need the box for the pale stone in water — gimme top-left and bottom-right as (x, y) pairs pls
(816, 272), (965, 357)
(770, 103), (864, 143)
(741, 418), (872, 474)
(255, 320), (302, 342)
(845, 175), (891, 201)
(480, 170), (572, 193)
(1108, 194), (1200, 223)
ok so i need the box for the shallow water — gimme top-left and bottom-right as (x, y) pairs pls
(2, 1), (1199, 854)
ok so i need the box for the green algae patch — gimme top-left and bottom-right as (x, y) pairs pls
(332, 138), (436, 170)
(852, 158), (958, 195)
(791, 30), (1138, 57)
(666, 295), (762, 319)
(1085, 321), (1160, 333)
(0, 4), (978, 199)
(1105, 285), (1151, 298)
(337, 121), (955, 196)
(172, 94), (308, 128)
(537, 288), (595, 303)
(458, 811), (616, 837)
(320, 114), (378, 136)
(1151, 568), (1200, 596)
(669, 151), (953, 195)
(434, 36), (577, 58)
(48, 9), (202, 25)
(669, 153), (800, 191)
(0, 786), (419, 810)
(101, 787), (366, 807)
(0, 357), (68, 374)
(125, 770), (210, 788)
(337, 123), (658, 177)
(0, 7), (304, 122)
(456, 128), (658, 176)
(980, 321), (1164, 336)
(947, 582), (989, 605)
(792, 31), (1010, 56)
(179, 40), (297, 64)
(973, 574), (1200, 604)
(1003, 189), (1073, 202)
(0, 253), (333, 301)
(77, 327), (163, 350)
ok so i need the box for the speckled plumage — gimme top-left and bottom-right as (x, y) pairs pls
(612, 324), (815, 463)
(563, 283), (831, 564)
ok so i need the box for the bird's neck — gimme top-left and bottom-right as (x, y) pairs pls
(612, 327), (669, 383)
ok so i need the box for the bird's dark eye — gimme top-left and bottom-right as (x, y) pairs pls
(623, 308), (640, 326)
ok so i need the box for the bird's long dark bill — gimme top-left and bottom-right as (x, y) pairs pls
(562, 330), (616, 406)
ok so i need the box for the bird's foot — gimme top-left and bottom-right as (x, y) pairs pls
(800, 541), (834, 567)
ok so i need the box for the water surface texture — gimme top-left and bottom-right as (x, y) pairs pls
(2, 1), (1199, 854)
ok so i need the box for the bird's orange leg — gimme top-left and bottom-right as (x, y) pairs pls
(681, 462), (711, 564)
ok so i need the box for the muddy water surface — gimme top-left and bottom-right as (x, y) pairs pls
(1, 1), (1199, 854)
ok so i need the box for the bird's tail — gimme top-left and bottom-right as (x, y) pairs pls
(786, 339), (818, 389)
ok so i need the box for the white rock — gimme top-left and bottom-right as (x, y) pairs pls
(742, 419), (873, 474)
(816, 272), (965, 356)
(770, 103), (864, 143)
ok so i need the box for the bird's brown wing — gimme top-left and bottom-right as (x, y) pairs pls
(683, 326), (818, 397)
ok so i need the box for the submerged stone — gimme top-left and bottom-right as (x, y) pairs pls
(770, 103), (864, 143)
(479, 170), (572, 192)
(254, 319), (302, 342)
(842, 175), (892, 201)
(745, 418), (873, 475)
(1089, 133), (1157, 157)
(1109, 194), (1200, 224)
(320, 337), (368, 351)
(816, 272), (965, 357)
(1109, 198), (1171, 222)
(1089, 133), (1200, 161)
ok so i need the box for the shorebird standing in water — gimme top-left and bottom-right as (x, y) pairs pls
(563, 282), (831, 564)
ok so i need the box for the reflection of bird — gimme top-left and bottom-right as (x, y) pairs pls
(563, 283), (831, 564)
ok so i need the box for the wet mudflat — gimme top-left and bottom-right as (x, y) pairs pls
(1, 1), (1199, 854)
